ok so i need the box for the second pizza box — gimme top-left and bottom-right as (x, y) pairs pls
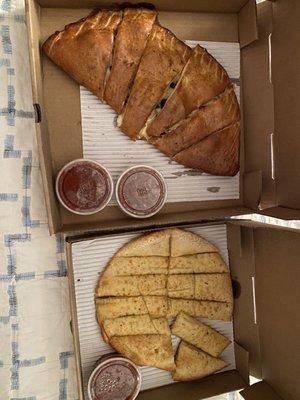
(66, 219), (300, 400)
(25, 0), (300, 234)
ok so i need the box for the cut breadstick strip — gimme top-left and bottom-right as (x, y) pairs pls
(173, 341), (227, 381)
(171, 311), (230, 357)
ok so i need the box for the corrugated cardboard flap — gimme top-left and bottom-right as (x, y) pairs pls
(238, 0), (258, 48)
(227, 222), (261, 378)
(241, 381), (283, 400)
(271, 0), (300, 211)
(230, 220), (300, 400)
(241, 1), (275, 210)
(241, 0), (300, 220)
(26, 0), (61, 233)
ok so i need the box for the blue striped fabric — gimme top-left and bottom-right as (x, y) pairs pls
(0, 1), (78, 398)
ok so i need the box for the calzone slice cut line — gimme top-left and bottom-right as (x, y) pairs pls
(152, 85), (240, 157)
(104, 8), (157, 113)
(145, 44), (231, 138)
(118, 24), (191, 139)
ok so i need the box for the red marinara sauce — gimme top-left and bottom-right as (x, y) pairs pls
(56, 159), (113, 215)
(88, 357), (141, 400)
(116, 166), (167, 218)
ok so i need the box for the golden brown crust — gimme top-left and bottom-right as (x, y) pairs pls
(170, 228), (218, 256)
(115, 229), (172, 257)
(152, 85), (240, 158)
(96, 274), (167, 297)
(42, 9), (122, 100)
(119, 25), (191, 139)
(96, 306), (110, 344)
(104, 8), (157, 113)
(194, 273), (233, 303)
(173, 122), (240, 176)
(146, 44), (231, 137)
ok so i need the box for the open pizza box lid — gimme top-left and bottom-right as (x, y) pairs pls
(65, 219), (300, 400)
(242, 0), (300, 219)
(228, 220), (300, 400)
(25, 0), (300, 234)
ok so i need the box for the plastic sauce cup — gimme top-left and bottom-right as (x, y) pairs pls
(55, 159), (113, 215)
(87, 355), (141, 400)
(116, 165), (167, 218)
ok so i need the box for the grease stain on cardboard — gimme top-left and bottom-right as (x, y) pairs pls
(169, 170), (204, 178)
(207, 186), (221, 193)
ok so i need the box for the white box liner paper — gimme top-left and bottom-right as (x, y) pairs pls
(70, 224), (236, 395)
(81, 41), (240, 205)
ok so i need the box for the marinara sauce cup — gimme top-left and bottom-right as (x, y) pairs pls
(55, 159), (113, 215)
(116, 165), (167, 218)
(87, 355), (141, 400)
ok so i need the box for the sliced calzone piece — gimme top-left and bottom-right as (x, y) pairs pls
(152, 85), (239, 158)
(173, 122), (240, 176)
(42, 9), (122, 100)
(104, 8), (157, 113)
(118, 24), (191, 139)
(146, 44), (231, 137)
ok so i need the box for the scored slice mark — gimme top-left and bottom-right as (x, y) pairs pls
(104, 8), (157, 113)
(119, 25), (191, 139)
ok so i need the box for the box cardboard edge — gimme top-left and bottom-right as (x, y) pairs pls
(25, 0), (61, 234)
(241, 380), (283, 400)
(66, 241), (85, 400)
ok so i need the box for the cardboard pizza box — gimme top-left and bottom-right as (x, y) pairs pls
(24, 0), (300, 234)
(66, 219), (300, 400)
